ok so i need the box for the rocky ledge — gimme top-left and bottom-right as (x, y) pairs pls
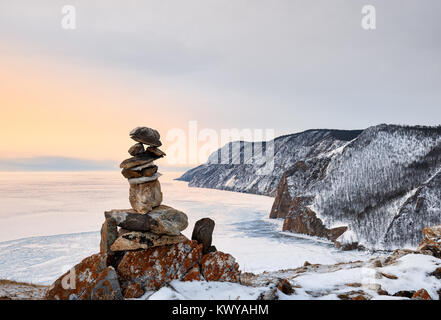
(45, 237), (240, 300)
(0, 280), (47, 300)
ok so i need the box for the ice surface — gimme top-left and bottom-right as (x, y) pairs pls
(0, 232), (99, 285)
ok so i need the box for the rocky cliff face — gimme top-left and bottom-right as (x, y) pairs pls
(272, 125), (441, 249)
(178, 129), (362, 196)
(180, 124), (441, 250)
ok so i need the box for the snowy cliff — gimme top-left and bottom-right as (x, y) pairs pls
(179, 124), (441, 250)
(271, 124), (441, 249)
(177, 129), (362, 196)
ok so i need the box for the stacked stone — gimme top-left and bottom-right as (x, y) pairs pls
(100, 126), (189, 254)
(45, 127), (241, 300)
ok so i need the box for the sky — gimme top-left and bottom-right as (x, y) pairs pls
(0, 0), (440, 169)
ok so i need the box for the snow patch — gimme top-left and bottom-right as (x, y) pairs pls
(336, 230), (358, 245)
(147, 280), (267, 300)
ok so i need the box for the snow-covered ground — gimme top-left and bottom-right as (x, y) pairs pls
(143, 253), (441, 300)
(0, 279), (47, 300)
(0, 171), (374, 285)
(146, 281), (268, 300)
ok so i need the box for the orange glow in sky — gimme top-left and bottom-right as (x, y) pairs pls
(0, 45), (187, 162)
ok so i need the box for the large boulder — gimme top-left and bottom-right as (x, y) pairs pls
(129, 180), (162, 213)
(117, 240), (203, 291)
(46, 240), (243, 300)
(200, 251), (240, 282)
(45, 253), (123, 300)
(192, 218), (216, 254)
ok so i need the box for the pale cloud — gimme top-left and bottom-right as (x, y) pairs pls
(0, 0), (440, 164)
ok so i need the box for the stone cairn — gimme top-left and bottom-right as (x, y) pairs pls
(45, 127), (240, 300)
(101, 126), (190, 254)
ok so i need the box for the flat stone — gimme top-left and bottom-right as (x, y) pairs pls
(110, 231), (188, 251)
(120, 152), (161, 170)
(148, 205), (189, 235)
(128, 172), (162, 185)
(128, 143), (145, 156)
(121, 165), (158, 179)
(129, 179), (162, 213)
(130, 127), (162, 147)
(121, 168), (142, 179)
(105, 209), (157, 230)
(105, 205), (188, 236)
(192, 218), (215, 254)
(146, 147), (166, 157)
(130, 162), (156, 171)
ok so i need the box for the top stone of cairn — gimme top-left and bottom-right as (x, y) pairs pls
(130, 127), (162, 147)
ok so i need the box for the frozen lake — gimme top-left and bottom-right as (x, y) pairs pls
(0, 171), (373, 284)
